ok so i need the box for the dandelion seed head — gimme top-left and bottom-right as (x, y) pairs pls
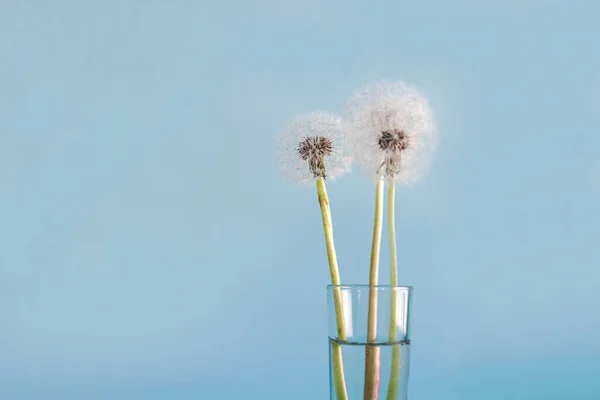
(345, 80), (437, 184)
(277, 111), (351, 184)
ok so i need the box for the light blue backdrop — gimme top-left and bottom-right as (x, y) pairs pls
(1, 1), (599, 399)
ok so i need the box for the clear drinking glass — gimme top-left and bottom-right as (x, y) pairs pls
(328, 285), (413, 400)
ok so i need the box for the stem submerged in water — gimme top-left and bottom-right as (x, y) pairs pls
(363, 176), (384, 400)
(316, 177), (348, 400)
(386, 180), (401, 400)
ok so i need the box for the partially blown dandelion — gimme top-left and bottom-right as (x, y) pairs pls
(277, 111), (350, 400)
(277, 111), (350, 184)
(345, 81), (436, 400)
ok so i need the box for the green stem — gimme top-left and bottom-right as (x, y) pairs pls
(316, 177), (348, 400)
(386, 180), (402, 400)
(363, 176), (384, 400)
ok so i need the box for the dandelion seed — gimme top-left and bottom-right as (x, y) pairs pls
(345, 81), (436, 184)
(277, 111), (351, 184)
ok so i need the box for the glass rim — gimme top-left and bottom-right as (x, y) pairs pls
(327, 284), (413, 290)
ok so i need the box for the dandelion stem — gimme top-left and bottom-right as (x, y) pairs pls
(363, 176), (384, 400)
(386, 180), (402, 400)
(316, 176), (348, 400)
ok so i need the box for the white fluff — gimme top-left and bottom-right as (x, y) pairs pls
(345, 81), (436, 184)
(277, 111), (351, 184)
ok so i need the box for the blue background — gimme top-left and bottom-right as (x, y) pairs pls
(1, 1), (599, 399)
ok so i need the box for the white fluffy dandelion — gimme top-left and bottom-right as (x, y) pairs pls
(344, 81), (437, 400)
(276, 110), (351, 400)
(345, 81), (436, 185)
(277, 111), (351, 184)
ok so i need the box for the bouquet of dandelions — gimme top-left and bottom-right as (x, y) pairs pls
(277, 80), (436, 400)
